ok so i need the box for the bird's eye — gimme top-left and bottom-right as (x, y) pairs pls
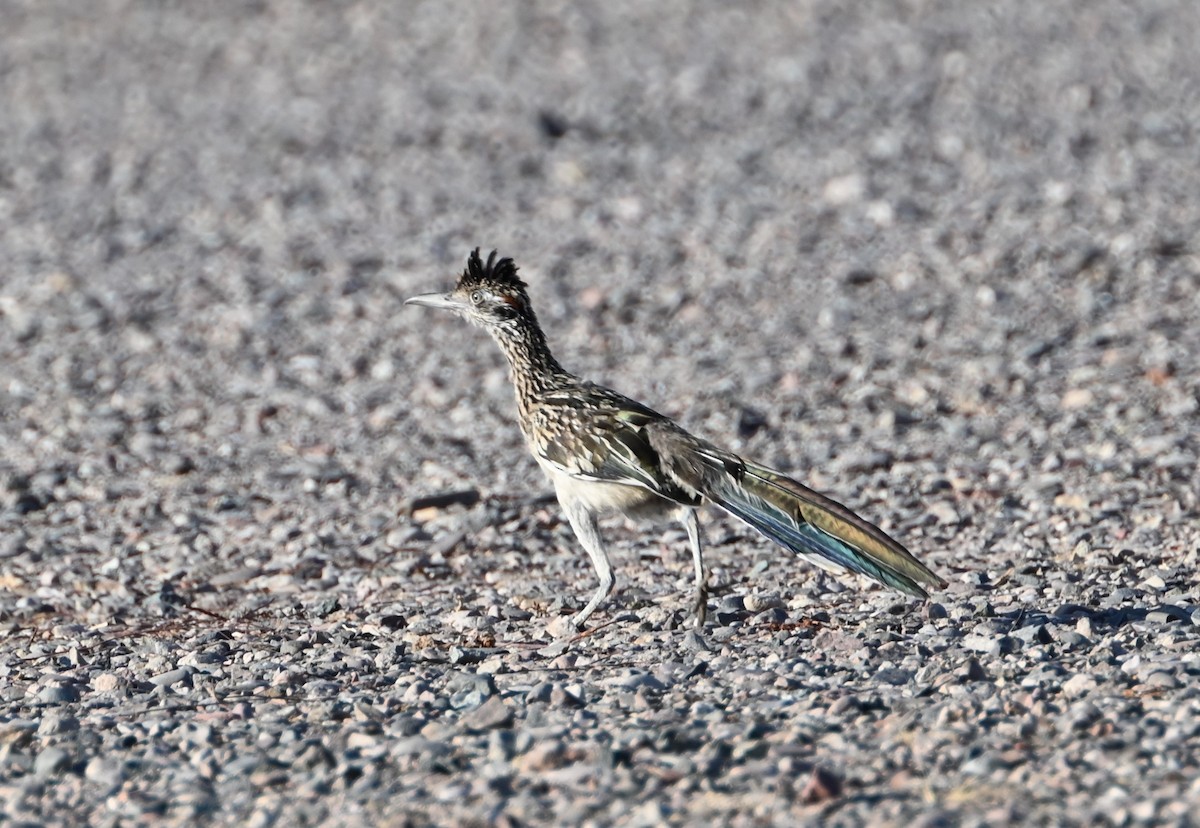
(470, 290), (484, 305)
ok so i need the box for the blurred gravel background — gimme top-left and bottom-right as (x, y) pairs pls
(2, 1), (1199, 825)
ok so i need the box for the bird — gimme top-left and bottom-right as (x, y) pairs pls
(406, 248), (946, 630)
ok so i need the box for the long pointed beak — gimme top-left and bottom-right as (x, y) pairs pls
(404, 292), (466, 312)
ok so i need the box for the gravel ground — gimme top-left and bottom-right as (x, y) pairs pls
(2, 1), (1199, 825)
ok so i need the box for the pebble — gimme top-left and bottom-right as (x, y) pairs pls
(150, 668), (194, 688)
(37, 714), (79, 736)
(1055, 629), (1089, 649)
(1061, 674), (1098, 698)
(92, 673), (127, 693)
(460, 697), (515, 732)
(875, 668), (913, 686)
(345, 732), (378, 750)
(800, 766), (844, 803)
(743, 593), (782, 613)
(85, 756), (126, 789)
(34, 748), (71, 778)
(958, 659), (989, 683)
(962, 635), (1001, 656)
(514, 740), (566, 772)
(1141, 671), (1180, 690)
(927, 501), (960, 525)
(37, 684), (80, 704)
(1146, 606), (1190, 624)
(1013, 624), (1053, 645)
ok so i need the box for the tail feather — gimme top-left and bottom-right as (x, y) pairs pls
(719, 463), (946, 597)
(643, 422), (945, 598)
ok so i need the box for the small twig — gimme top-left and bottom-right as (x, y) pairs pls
(185, 604), (228, 622)
(568, 613), (636, 643)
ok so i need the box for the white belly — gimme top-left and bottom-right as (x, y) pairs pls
(538, 460), (677, 519)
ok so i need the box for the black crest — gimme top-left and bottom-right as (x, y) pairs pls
(459, 248), (526, 290)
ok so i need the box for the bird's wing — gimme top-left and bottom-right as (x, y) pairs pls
(534, 387), (700, 504)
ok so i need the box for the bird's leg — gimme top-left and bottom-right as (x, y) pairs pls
(558, 495), (615, 630)
(682, 507), (707, 626)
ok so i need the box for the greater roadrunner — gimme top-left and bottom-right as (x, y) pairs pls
(407, 249), (945, 629)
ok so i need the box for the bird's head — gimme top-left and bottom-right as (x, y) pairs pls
(405, 248), (535, 332)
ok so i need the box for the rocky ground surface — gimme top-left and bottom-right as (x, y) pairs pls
(2, 1), (1199, 825)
